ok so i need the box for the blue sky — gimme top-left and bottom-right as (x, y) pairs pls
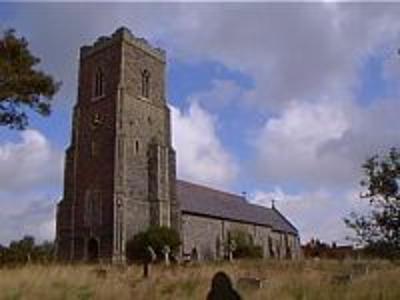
(2, 3), (400, 246)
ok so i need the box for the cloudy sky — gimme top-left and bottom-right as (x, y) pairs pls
(2, 2), (400, 246)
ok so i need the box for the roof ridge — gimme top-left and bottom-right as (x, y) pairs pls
(271, 205), (299, 233)
(246, 201), (298, 233)
(177, 179), (245, 201)
(244, 201), (273, 211)
(177, 179), (298, 235)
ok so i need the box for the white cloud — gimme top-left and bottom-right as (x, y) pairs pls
(0, 129), (63, 193)
(253, 99), (353, 187)
(15, 3), (400, 111)
(188, 79), (244, 111)
(0, 199), (56, 245)
(168, 3), (400, 110)
(0, 130), (62, 244)
(253, 97), (400, 189)
(171, 102), (238, 189)
(250, 187), (368, 244)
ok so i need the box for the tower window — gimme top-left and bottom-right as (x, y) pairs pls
(135, 140), (140, 153)
(94, 68), (104, 98)
(141, 70), (150, 98)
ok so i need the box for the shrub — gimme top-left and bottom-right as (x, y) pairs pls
(126, 226), (180, 263)
(228, 230), (263, 259)
(0, 236), (54, 267)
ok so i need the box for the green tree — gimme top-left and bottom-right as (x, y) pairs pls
(0, 29), (60, 129)
(0, 236), (55, 266)
(126, 226), (181, 262)
(8, 235), (35, 263)
(228, 229), (263, 259)
(345, 147), (400, 258)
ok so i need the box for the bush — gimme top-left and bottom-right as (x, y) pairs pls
(126, 226), (180, 263)
(229, 230), (263, 259)
(0, 236), (54, 267)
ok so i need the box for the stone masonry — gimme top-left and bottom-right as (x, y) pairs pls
(56, 27), (179, 263)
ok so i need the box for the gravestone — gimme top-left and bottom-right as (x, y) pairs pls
(143, 246), (157, 278)
(162, 245), (171, 266)
(237, 277), (267, 290)
(228, 240), (237, 262)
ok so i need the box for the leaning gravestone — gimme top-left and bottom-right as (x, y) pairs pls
(228, 240), (237, 262)
(143, 246), (157, 278)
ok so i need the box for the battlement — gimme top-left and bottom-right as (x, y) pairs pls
(80, 27), (166, 62)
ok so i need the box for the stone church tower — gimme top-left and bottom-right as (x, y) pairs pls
(56, 28), (180, 263)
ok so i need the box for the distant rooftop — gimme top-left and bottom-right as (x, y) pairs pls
(177, 180), (298, 235)
(80, 27), (166, 62)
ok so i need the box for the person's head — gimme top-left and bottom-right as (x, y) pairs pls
(211, 271), (233, 291)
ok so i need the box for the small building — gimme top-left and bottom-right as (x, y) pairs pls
(56, 27), (300, 263)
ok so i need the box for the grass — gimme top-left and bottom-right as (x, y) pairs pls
(0, 259), (399, 299)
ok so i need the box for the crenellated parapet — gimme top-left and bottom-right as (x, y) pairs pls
(80, 27), (166, 62)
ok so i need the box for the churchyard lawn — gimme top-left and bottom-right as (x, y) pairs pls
(0, 259), (399, 300)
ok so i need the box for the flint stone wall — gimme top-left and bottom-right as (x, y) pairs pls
(182, 213), (300, 260)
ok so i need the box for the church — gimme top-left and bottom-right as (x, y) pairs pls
(56, 27), (301, 263)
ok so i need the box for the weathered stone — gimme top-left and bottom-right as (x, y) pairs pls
(56, 27), (178, 263)
(237, 277), (267, 290)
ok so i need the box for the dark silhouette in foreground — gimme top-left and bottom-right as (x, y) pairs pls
(207, 271), (242, 300)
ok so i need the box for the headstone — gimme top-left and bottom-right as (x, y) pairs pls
(237, 277), (267, 290)
(148, 246), (157, 262)
(162, 245), (171, 266)
(228, 240), (236, 262)
(143, 246), (157, 278)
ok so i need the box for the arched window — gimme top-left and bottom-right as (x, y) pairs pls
(135, 140), (140, 153)
(94, 68), (104, 97)
(141, 69), (150, 98)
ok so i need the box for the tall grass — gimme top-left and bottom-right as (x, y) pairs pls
(0, 259), (399, 300)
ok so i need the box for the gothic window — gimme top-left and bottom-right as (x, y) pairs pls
(141, 69), (150, 98)
(94, 67), (104, 98)
(135, 140), (140, 153)
(84, 190), (102, 227)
